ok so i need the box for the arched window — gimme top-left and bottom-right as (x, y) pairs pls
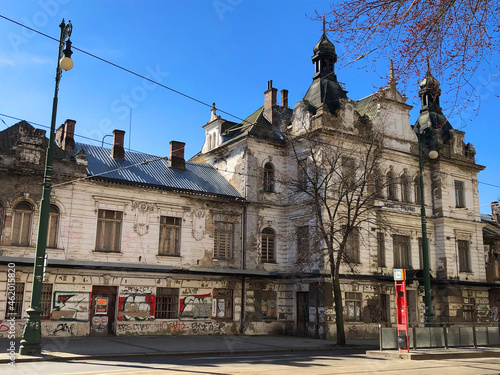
(263, 162), (275, 193)
(261, 227), (276, 263)
(401, 174), (411, 203)
(386, 171), (397, 200)
(12, 201), (33, 246)
(414, 176), (422, 204)
(47, 204), (60, 248)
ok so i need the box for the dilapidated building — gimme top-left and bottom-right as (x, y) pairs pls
(1, 30), (498, 340)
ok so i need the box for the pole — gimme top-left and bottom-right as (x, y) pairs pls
(20, 19), (72, 356)
(417, 124), (434, 326)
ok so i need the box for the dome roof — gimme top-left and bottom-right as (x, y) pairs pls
(313, 33), (336, 56)
(420, 67), (440, 89)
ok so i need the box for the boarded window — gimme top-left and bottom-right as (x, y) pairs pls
(263, 162), (275, 192)
(261, 227), (276, 263)
(458, 239), (471, 272)
(213, 289), (233, 319)
(47, 205), (60, 248)
(159, 216), (181, 256)
(261, 290), (276, 319)
(344, 292), (362, 322)
(155, 288), (179, 319)
(95, 209), (122, 252)
(455, 181), (465, 208)
(214, 222), (233, 260)
(41, 283), (53, 319)
(12, 201), (33, 246)
(393, 235), (411, 268)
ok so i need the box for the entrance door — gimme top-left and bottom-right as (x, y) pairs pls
(90, 286), (117, 336)
(297, 292), (309, 336)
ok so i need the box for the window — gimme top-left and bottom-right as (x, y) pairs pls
(492, 252), (500, 281)
(47, 205), (60, 248)
(95, 209), (122, 252)
(377, 232), (386, 267)
(342, 157), (356, 190)
(41, 283), (53, 319)
(261, 290), (276, 319)
(297, 159), (308, 191)
(374, 169), (383, 198)
(458, 239), (471, 272)
(155, 287), (179, 319)
(386, 171), (397, 200)
(159, 216), (181, 256)
(418, 237), (423, 269)
(213, 289), (233, 319)
(12, 201), (33, 246)
(414, 176), (422, 204)
(455, 181), (465, 208)
(401, 174), (411, 202)
(214, 222), (233, 260)
(263, 162), (275, 192)
(261, 227), (276, 263)
(380, 294), (390, 322)
(393, 235), (411, 268)
(344, 292), (362, 322)
(297, 225), (309, 262)
(344, 228), (360, 263)
(6, 282), (25, 319)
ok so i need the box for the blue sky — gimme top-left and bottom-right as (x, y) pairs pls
(0, 0), (498, 213)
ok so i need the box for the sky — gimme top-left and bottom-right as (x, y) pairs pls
(0, 0), (498, 214)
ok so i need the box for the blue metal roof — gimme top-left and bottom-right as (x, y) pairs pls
(74, 143), (242, 199)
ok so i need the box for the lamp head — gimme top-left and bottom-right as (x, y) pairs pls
(428, 150), (439, 160)
(60, 39), (73, 71)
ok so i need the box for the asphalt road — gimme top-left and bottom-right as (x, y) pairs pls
(3, 350), (500, 375)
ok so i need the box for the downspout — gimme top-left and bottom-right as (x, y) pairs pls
(240, 204), (247, 334)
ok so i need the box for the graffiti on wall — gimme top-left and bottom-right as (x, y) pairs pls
(51, 291), (90, 321)
(180, 293), (211, 319)
(117, 287), (155, 321)
(116, 320), (222, 335)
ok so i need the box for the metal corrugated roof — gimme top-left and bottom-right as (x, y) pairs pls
(74, 143), (242, 199)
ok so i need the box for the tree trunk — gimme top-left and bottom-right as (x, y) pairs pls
(332, 270), (346, 345)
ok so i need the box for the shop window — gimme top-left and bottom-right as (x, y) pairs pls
(41, 283), (53, 319)
(95, 209), (123, 252)
(214, 222), (233, 260)
(12, 201), (33, 246)
(155, 288), (179, 319)
(263, 162), (275, 193)
(47, 205), (60, 248)
(458, 239), (471, 272)
(261, 290), (276, 319)
(344, 292), (362, 322)
(159, 216), (181, 256)
(261, 227), (276, 263)
(213, 289), (233, 319)
(393, 235), (411, 268)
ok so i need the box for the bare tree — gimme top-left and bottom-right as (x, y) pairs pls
(284, 117), (389, 345)
(316, 1), (499, 121)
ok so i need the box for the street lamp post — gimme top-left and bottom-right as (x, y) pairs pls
(416, 123), (437, 326)
(19, 19), (73, 356)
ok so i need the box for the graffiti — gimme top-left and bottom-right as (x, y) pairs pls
(0, 320), (10, 332)
(51, 291), (90, 321)
(156, 321), (188, 333)
(180, 293), (212, 319)
(120, 286), (154, 295)
(191, 321), (221, 334)
(490, 307), (499, 322)
(348, 325), (358, 334)
(53, 323), (75, 336)
(118, 294), (155, 321)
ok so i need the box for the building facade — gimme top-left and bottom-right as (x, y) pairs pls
(1, 31), (498, 340)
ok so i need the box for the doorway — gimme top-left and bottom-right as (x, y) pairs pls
(90, 285), (117, 336)
(297, 292), (309, 336)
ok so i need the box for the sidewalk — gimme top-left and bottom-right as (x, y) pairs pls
(0, 335), (378, 364)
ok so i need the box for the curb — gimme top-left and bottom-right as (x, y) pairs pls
(366, 349), (500, 361)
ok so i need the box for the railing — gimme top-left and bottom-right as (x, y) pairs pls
(379, 323), (500, 350)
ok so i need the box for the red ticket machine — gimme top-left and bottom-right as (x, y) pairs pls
(394, 269), (409, 352)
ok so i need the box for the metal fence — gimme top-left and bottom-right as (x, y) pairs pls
(379, 323), (500, 350)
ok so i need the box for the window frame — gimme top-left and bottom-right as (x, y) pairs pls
(342, 157), (356, 190)
(393, 234), (411, 269)
(455, 180), (465, 208)
(400, 174), (411, 203)
(261, 290), (277, 319)
(344, 292), (362, 322)
(261, 227), (276, 263)
(414, 176), (422, 204)
(213, 289), (233, 319)
(344, 228), (360, 263)
(297, 159), (308, 191)
(458, 239), (471, 272)
(155, 287), (179, 319)
(12, 201), (33, 246)
(214, 221), (233, 260)
(95, 209), (123, 253)
(47, 204), (60, 249)
(386, 171), (397, 200)
(296, 225), (309, 262)
(158, 216), (182, 256)
(377, 232), (386, 267)
(6, 282), (25, 319)
(41, 283), (53, 319)
(263, 162), (275, 193)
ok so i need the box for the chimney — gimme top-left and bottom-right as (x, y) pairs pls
(55, 119), (76, 154)
(111, 129), (125, 161)
(492, 201), (500, 223)
(263, 80), (278, 129)
(169, 141), (185, 170)
(281, 89), (288, 109)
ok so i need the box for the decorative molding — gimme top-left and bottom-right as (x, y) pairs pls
(132, 201), (156, 236)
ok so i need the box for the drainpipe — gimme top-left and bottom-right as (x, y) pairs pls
(240, 204), (247, 334)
